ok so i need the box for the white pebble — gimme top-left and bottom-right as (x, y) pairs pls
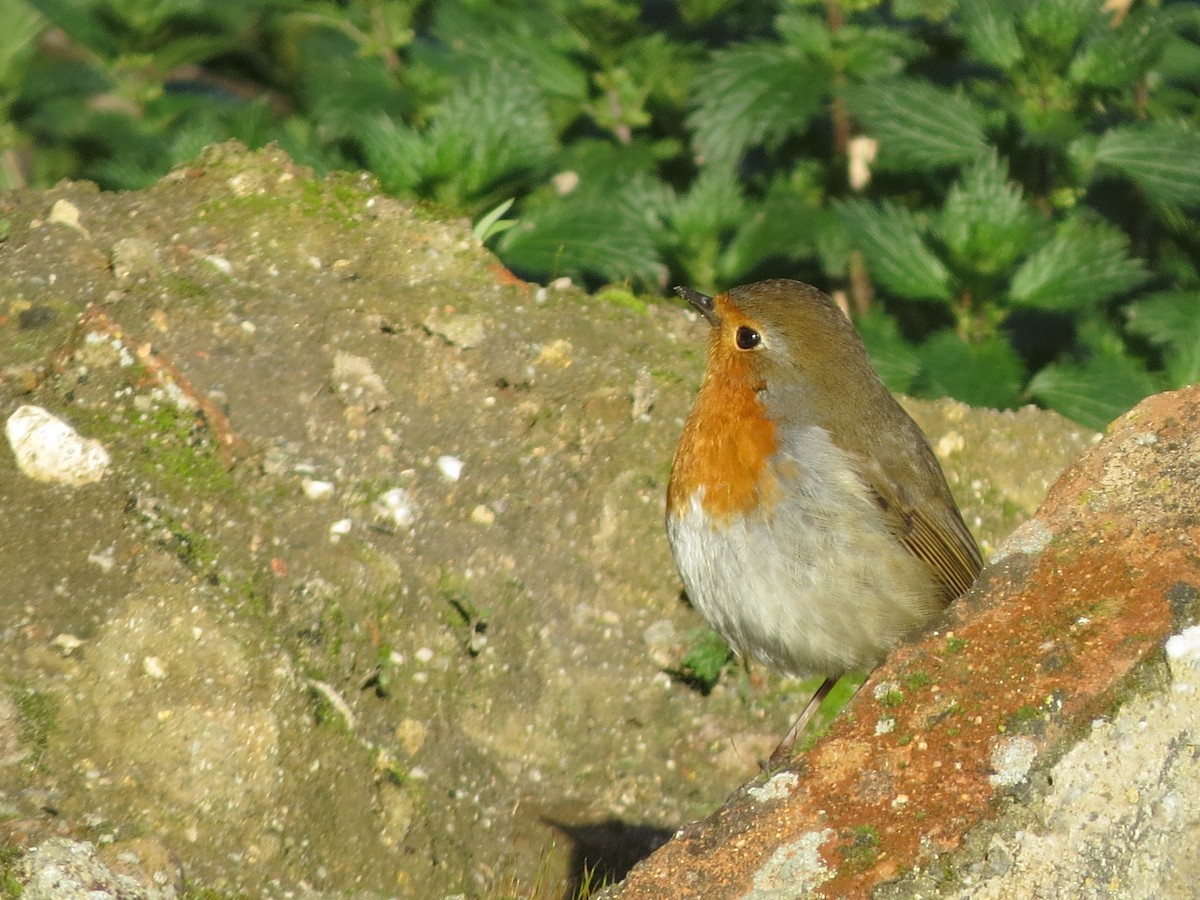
(51, 634), (84, 656)
(48, 198), (85, 233)
(87, 546), (116, 572)
(437, 455), (464, 482)
(204, 255), (232, 275)
(1166, 625), (1200, 663)
(143, 656), (167, 680)
(5, 405), (110, 485)
(302, 478), (335, 500)
(1167, 624), (1200, 689)
(374, 487), (417, 528)
(328, 518), (353, 542)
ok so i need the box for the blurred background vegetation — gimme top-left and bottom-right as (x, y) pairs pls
(2, 0), (1198, 428)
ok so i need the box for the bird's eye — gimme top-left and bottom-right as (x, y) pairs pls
(735, 326), (761, 350)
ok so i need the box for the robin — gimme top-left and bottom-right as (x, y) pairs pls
(666, 279), (982, 761)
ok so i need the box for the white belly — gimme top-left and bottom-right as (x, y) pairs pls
(666, 426), (942, 678)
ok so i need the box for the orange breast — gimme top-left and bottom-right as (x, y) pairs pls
(667, 333), (779, 523)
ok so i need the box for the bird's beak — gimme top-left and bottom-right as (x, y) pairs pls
(673, 286), (718, 326)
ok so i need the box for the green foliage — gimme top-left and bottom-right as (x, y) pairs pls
(836, 199), (954, 302)
(473, 197), (517, 243)
(1009, 219), (1149, 312)
(497, 137), (672, 284)
(1091, 122), (1200, 206)
(1126, 290), (1200, 387)
(675, 627), (735, 694)
(937, 151), (1041, 277)
(688, 42), (826, 171)
(918, 330), (1026, 410)
(844, 80), (987, 171)
(5, 0), (1200, 427)
(855, 308), (920, 394)
(1029, 351), (1162, 431)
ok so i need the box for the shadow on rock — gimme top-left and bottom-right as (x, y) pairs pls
(545, 816), (674, 897)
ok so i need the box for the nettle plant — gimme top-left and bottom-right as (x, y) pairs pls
(5, 0), (1200, 428)
(668, 0), (1200, 427)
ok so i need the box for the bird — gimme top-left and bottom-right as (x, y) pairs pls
(665, 279), (982, 761)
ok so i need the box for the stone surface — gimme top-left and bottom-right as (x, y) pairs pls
(608, 386), (1200, 899)
(18, 837), (176, 900)
(0, 143), (1098, 896)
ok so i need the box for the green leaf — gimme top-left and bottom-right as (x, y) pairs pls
(1021, 0), (1100, 62)
(776, 15), (924, 82)
(498, 201), (665, 285)
(689, 43), (827, 170)
(958, 0), (1023, 69)
(856, 308), (920, 394)
(554, 136), (663, 186)
(426, 0), (588, 102)
(1009, 222), (1148, 311)
(669, 167), (747, 287)
(836, 199), (954, 302)
(845, 78), (987, 171)
(421, 63), (557, 207)
(773, 9), (831, 58)
(1125, 290), (1200, 346)
(938, 150), (1041, 275)
(1164, 335), (1200, 387)
(497, 170), (669, 286)
(359, 114), (424, 194)
(812, 209), (852, 280)
(1069, 7), (1168, 88)
(0, 0), (44, 87)
(670, 167), (746, 249)
(615, 30), (691, 97)
(586, 32), (692, 136)
(893, 0), (956, 23)
(1158, 13), (1200, 89)
(917, 331), (1025, 409)
(293, 29), (408, 126)
(677, 627), (734, 692)
(1029, 352), (1159, 430)
(28, 0), (119, 58)
(717, 174), (819, 282)
(836, 25), (925, 80)
(1093, 122), (1200, 207)
(1126, 290), (1200, 386)
(472, 197), (516, 244)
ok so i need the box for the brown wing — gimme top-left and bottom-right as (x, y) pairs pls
(863, 446), (983, 602)
(893, 502), (982, 600)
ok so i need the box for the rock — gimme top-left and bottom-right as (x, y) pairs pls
(331, 350), (389, 411)
(47, 198), (85, 234)
(18, 837), (173, 900)
(110, 238), (160, 282)
(423, 307), (488, 349)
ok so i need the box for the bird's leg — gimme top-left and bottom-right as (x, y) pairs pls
(767, 676), (839, 764)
